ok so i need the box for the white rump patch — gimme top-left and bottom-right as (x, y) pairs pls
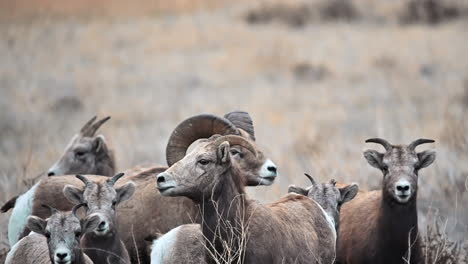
(151, 225), (182, 264)
(8, 182), (40, 246)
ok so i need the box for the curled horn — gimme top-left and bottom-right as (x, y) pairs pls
(80, 116), (111, 137)
(408, 138), (435, 151)
(41, 204), (58, 215)
(107, 172), (125, 186)
(72, 203), (87, 217)
(76, 174), (92, 187)
(304, 173), (316, 186)
(365, 138), (393, 152)
(166, 114), (240, 166)
(213, 135), (257, 157)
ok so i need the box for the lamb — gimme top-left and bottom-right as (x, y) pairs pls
(63, 173), (135, 264)
(156, 135), (358, 264)
(5, 203), (100, 264)
(336, 138), (436, 264)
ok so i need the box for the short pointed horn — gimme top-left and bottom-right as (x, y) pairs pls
(76, 174), (91, 187)
(107, 172), (125, 186)
(41, 204), (58, 215)
(408, 138), (435, 151)
(304, 173), (316, 186)
(213, 135), (257, 157)
(72, 203), (87, 218)
(365, 138), (393, 152)
(166, 114), (239, 166)
(81, 116), (111, 137)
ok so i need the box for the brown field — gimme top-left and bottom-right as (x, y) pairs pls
(0, 0), (467, 262)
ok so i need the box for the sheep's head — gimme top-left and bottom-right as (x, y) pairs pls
(363, 138), (436, 204)
(47, 116), (114, 177)
(63, 173), (135, 236)
(27, 204), (100, 264)
(288, 174), (358, 232)
(157, 135), (257, 201)
(165, 112), (277, 187)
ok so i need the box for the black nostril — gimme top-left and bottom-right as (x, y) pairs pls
(396, 186), (403, 191)
(99, 221), (106, 229)
(267, 166), (277, 173)
(56, 253), (67, 259)
(48, 172), (55, 176)
(403, 186), (410, 191)
(157, 175), (166, 183)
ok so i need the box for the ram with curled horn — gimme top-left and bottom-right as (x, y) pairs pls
(7, 111), (278, 264)
(155, 137), (358, 263)
(337, 138), (436, 264)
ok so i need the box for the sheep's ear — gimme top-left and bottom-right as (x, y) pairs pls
(218, 141), (230, 164)
(115, 182), (135, 205)
(363, 150), (385, 170)
(339, 184), (359, 204)
(82, 214), (101, 234)
(416, 150), (436, 170)
(27, 216), (47, 235)
(63, 185), (84, 204)
(92, 135), (106, 153)
(288, 185), (308, 195)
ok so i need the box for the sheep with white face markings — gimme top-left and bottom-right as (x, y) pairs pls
(5, 203), (100, 264)
(337, 138), (436, 264)
(150, 173), (357, 264)
(156, 135), (358, 264)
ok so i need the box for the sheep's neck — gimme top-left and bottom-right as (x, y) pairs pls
(379, 190), (420, 263)
(200, 168), (248, 264)
(81, 228), (125, 262)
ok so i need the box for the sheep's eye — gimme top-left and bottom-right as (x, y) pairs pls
(75, 231), (81, 238)
(112, 200), (117, 208)
(45, 232), (51, 239)
(230, 149), (243, 158)
(198, 159), (210, 166)
(75, 151), (86, 157)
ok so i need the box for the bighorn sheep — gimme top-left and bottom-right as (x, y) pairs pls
(337, 138), (436, 264)
(156, 135), (358, 263)
(1, 115), (114, 214)
(47, 115), (115, 177)
(8, 112), (278, 264)
(5, 204), (100, 264)
(63, 173), (135, 264)
(150, 173), (357, 264)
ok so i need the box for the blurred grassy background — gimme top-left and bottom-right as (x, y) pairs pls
(0, 0), (467, 259)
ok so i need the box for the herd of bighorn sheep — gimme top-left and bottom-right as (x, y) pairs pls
(1, 111), (436, 264)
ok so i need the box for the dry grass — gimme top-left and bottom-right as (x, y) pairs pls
(0, 0), (467, 263)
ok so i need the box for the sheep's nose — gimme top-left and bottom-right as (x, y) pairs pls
(48, 171), (55, 176)
(396, 181), (411, 192)
(157, 174), (166, 183)
(267, 166), (277, 173)
(396, 185), (410, 191)
(56, 253), (68, 260)
(98, 221), (106, 229)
